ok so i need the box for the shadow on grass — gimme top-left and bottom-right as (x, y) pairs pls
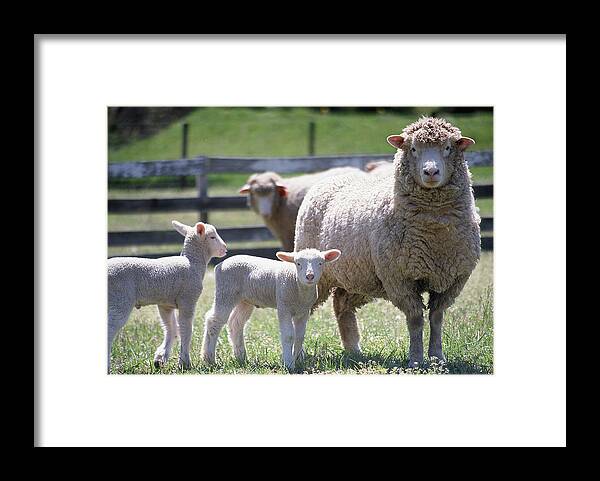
(295, 351), (492, 375)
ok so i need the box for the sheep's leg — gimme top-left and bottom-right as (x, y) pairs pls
(292, 313), (309, 365)
(153, 305), (177, 368)
(427, 308), (446, 363)
(406, 313), (425, 368)
(278, 310), (295, 370)
(107, 303), (134, 373)
(426, 276), (469, 364)
(202, 302), (234, 365)
(332, 289), (364, 355)
(227, 302), (254, 364)
(177, 305), (196, 370)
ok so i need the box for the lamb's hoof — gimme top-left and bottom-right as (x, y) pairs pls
(153, 353), (168, 368)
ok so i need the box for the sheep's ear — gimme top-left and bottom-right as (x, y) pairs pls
(322, 249), (341, 263)
(456, 137), (475, 151)
(195, 222), (206, 236)
(364, 162), (378, 172)
(172, 220), (190, 237)
(276, 251), (295, 263)
(239, 175), (257, 194)
(386, 135), (405, 149)
(275, 183), (288, 197)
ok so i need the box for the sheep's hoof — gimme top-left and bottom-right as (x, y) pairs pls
(407, 359), (423, 369)
(178, 358), (192, 370)
(428, 354), (447, 364)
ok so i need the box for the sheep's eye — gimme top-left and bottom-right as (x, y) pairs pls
(411, 147), (416, 152)
(210, 236), (215, 240)
(297, 263), (301, 266)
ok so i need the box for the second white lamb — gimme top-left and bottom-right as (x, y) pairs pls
(201, 248), (341, 370)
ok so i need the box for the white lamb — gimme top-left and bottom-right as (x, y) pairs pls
(107, 221), (227, 372)
(201, 248), (342, 370)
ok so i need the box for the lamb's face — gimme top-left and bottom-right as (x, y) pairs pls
(239, 173), (288, 218)
(276, 248), (342, 287)
(201, 224), (228, 258)
(173, 220), (228, 259)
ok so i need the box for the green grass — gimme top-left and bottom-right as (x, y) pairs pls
(109, 107), (493, 162)
(110, 253), (493, 375)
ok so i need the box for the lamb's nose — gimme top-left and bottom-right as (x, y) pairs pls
(423, 166), (440, 177)
(306, 273), (315, 281)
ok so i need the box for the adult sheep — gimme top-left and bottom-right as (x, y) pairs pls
(239, 167), (366, 251)
(294, 117), (481, 367)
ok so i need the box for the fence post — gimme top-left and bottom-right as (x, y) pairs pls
(181, 123), (189, 187)
(196, 158), (209, 223)
(308, 121), (315, 156)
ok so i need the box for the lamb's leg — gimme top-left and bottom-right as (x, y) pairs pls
(428, 308), (446, 363)
(292, 313), (309, 365)
(107, 303), (133, 373)
(153, 305), (177, 368)
(177, 305), (196, 370)
(227, 302), (254, 364)
(332, 289), (363, 355)
(202, 302), (234, 365)
(278, 310), (295, 370)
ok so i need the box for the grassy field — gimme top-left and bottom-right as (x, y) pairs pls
(109, 107), (493, 162)
(110, 252), (493, 375)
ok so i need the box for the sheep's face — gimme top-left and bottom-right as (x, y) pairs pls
(387, 134), (475, 189)
(239, 173), (288, 218)
(172, 220), (228, 259)
(276, 248), (342, 287)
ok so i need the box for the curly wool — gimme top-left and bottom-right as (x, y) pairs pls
(295, 118), (481, 316)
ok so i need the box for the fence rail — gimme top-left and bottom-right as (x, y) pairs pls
(108, 152), (494, 259)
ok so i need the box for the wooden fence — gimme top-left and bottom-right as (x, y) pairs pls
(108, 152), (493, 262)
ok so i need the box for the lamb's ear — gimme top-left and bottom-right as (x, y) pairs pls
(322, 249), (342, 263)
(275, 182), (288, 197)
(172, 220), (190, 237)
(456, 137), (475, 151)
(386, 135), (405, 149)
(195, 222), (205, 236)
(276, 251), (295, 263)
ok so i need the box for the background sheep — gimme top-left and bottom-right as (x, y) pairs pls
(364, 160), (394, 176)
(295, 117), (481, 367)
(107, 221), (227, 371)
(239, 167), (367, 251)
(201, 248), (341, 370)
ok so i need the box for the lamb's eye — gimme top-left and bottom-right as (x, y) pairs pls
(210, 236), (215, 240)
(411, 147), (416, 152)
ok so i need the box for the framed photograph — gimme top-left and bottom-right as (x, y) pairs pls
(35, 35), (566, 447)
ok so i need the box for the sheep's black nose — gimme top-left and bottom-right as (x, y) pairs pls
(306, 273), (315, 281)
(423, 167), (440, 177)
